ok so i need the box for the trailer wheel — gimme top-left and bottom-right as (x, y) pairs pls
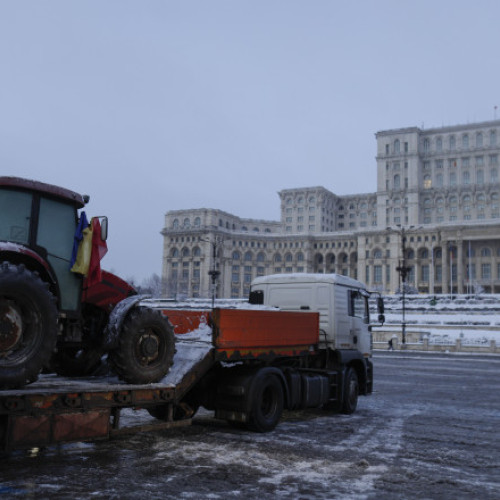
(248, 372), (284, 432)
(0, 263), (58, 389)
(341, 367), (359, 414)
(109, 306), (175, 384)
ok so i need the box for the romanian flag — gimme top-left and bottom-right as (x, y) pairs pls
(71, 216), (108, 286)
(71, 213), (92, 275)
(87, 217), (108, 286)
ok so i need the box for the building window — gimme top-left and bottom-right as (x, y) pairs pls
(373, 265), (382, 284)
(462, 134), (469, 149)
(423, 175), (432, 188)
(481, 247), (491, 257)
(435, 265), (442, 282)
(423, 138), (430, 152)
(477, 170), (484, 185)
(476, 133), (483, 148)
(436, 137), (442, 152)
(462, 171), (470, 185)
(421, 265), (429, 282)
(490, 130), (497, 146)
(463, 195), (471, 212)
(394, 139), (400, 153)
(449, 136), (456, 150)
(482, 263), (491, 280)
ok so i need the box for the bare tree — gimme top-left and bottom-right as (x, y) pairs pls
(138, 273), (163, 297)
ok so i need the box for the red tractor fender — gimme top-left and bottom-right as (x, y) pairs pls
(82, 270), (136, 313)
(0, 242), (58, 299)
(103, 294), (151, 350)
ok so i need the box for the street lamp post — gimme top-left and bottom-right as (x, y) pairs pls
(395, 227), (412, 345)
(208, 237), (222, 308)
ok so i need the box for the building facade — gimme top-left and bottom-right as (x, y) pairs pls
(162, 119), (500, 298)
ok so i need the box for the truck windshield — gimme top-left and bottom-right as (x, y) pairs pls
(0, 188), (32, 245)
(349, 290), (369, 323)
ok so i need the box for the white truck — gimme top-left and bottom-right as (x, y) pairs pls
(249, 273), (385, 409)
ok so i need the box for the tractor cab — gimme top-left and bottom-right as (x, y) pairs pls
(0, 176), (102, 314)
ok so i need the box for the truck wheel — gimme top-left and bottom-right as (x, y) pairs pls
(109, 306), (175, 384)
(248, 372), (284, 432)
(341, 367), (359, 414)
(0, 263), (58, 389)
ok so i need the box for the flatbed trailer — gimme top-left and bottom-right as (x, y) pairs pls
(1, 307), (326, 452)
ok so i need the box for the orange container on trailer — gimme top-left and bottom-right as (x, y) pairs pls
(212, 308), (319, 359)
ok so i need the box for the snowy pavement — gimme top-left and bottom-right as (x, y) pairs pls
(1, 352), (499, 499)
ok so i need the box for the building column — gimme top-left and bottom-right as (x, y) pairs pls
(430, 246), (435, 294)
(442, 243), (449, 294)
(413, 258), (420, 292)
(457, 240), (464, 294)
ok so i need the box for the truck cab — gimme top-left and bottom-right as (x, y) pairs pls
(249, 273), (380, 400)
(250, 273), (373, 357)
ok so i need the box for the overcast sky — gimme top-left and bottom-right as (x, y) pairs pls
(1, 1), (499, 283)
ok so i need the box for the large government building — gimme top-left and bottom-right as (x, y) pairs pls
(161, 119), (500, 298)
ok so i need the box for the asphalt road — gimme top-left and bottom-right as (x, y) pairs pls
(1, 352), (499, 499)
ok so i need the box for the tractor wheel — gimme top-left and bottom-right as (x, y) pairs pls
(0, 262), (58, 389)
(109, 306), (175, 384)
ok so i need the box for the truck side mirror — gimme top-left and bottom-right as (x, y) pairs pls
(100, 217), (108, 241)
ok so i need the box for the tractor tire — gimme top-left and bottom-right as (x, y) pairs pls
(109, 306), (175, 384)
(0, 262), (58, 389)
